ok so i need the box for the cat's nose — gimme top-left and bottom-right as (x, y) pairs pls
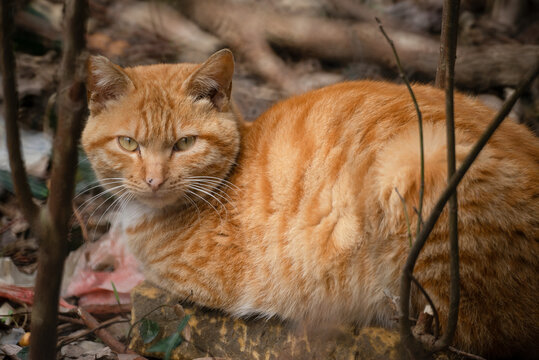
(146, 177), (163, 191)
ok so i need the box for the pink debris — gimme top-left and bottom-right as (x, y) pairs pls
(64, 229), (145, 310)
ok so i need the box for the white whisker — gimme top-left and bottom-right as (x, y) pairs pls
(92, 189), (131, 239)
(74, 179), (125, 199)
(85, 188), (127, 234)
(185, 188), (223, 223)
(188, 184), (227, 207)
(113, 192), (135, 226)
(77, 157), (90, 165)
(183, 193), (201, 222)
(184, 180), (234, 203)
(185, 176), (241, 192)
(74, 184), (126, 215)
(222, 158), (239, 167)
(188, 184), (229, 221)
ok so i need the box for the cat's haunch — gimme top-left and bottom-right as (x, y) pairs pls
(82, 50), (539, 359)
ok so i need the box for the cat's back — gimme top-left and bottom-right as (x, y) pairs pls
(236, 81), (539, 238)
(240, 80), (538, 191)
(237, 80), (538, 224)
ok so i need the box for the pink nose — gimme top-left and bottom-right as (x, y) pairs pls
(146, 177), (163, 191)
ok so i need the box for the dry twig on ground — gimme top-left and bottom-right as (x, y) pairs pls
(77, 308), (146, 358)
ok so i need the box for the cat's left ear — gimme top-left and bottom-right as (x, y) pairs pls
(183, 49), (234, 112)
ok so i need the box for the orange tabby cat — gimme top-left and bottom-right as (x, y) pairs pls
(82, 49), (539, 358)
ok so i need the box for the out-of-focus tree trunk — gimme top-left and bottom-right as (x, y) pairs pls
(1, 0), (88, 358)
(30, 0), (88, 358)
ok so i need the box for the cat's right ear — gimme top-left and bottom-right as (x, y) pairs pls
(87, 56), (133, 114)
(182, 49), (235, 112)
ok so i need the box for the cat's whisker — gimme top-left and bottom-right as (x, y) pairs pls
(222, 158), (240, 167)
(74, 177), (125, 196)
(183, 193), (201, 223)
(186, 181), (239, 215)
(187, 183), (229, 212)
(187, 183), (226, 206)
(75, 177), (125, 192)
(188, 178), (239, 192)
(74, 184), (127, 216)
(184, 180), (234, 203)
(83, 187), (126, 221)
(185, 188), (223, 223)
(112, 192), (135, 227)
(91, 189), (131, 240)
(74, 179), (125, 199)
(70, 188), (116, 232)
(188, 188), (228, 220)
(84, 188), (128, 236)
(187, 175), (240, 187)
(77, 157), (89, 165)
(185, 176), (241, 192)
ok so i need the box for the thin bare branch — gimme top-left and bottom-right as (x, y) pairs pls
(399, 59), (539, 354)
(376, 18), (425, 235)
(436, 0), (461, 351)
(48, 2), (88, 222)
(77, 308), (145, 357)
(436, 1), (460, 89)
(0, 0), (39, 225)
(58, 315), (85, 326)
(57, 316), (130, 348)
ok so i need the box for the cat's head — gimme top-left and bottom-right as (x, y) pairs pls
(81, 49), (241, 209)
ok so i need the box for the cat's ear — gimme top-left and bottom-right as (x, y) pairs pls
(183, 49), (234, 112)
(87, 55), (133, 114)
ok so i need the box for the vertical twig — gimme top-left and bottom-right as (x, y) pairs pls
(29, 1), (89, 359)
(376, 18), (429, 357)
(375, 17), (425, 234)
(436, 0), (461, 350)
(0, 0), (39, 225)
(435, 1), (459, 88)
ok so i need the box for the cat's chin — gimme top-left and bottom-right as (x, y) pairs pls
(135, 193), (184, 209)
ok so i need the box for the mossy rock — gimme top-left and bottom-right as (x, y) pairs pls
(129, 281), (407, 359)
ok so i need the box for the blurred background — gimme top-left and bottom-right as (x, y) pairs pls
(7, 0), (539, 124)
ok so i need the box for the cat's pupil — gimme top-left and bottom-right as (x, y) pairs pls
(174, 136), (196, 151)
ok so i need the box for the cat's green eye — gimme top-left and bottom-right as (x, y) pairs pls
(118, 136), (139, 152)
(174, 136), (196, 151)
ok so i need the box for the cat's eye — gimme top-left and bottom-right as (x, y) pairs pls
(174, 136), (196, 151)
(118, 136), (139, 152)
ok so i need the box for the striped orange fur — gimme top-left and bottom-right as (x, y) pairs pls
(82, 50), (539, 358)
